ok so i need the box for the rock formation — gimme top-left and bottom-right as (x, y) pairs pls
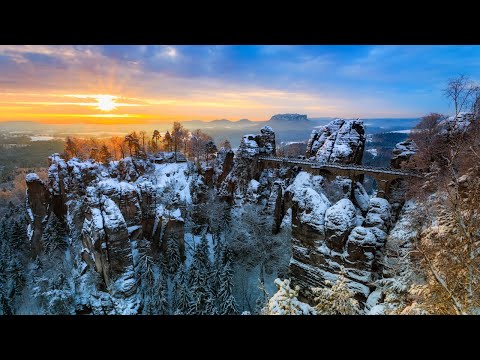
(306, 119), (365, 164)
(388, 139), (417, 220)
(25, 154), (189, 314)
(390, 139), (417, 169)
(219, 126), (276, 202)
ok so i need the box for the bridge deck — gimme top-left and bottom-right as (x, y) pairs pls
(258, 156), (419, 177)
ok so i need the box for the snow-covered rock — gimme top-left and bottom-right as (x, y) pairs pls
(306, 119), (365, 164)
(25, 154), (192, 314)
(324, 198), (357, 251)
(353, 182), (370, 213)
(364, 198), (391, 232)
(219, 126), (277, 201)
(391, 139), (417, 169)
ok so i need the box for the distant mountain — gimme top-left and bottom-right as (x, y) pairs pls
(0, 115), (420, 147)
(267, 113), (309, 124)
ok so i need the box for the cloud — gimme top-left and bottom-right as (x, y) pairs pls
(1, 45), (480, 122)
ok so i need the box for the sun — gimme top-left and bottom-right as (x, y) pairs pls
(95, 95), (117, 111)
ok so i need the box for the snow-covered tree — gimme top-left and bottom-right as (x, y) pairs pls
(41, 213), (68, 255)
(30, 255), (75, 315)
(0, 213), (29, 315)
(218, 261), (238, 315)
(137, 252), (169, 315)
(312, 273), (361, 315)
(188, 236), (216, 314)
(167, 234), (181, 276)
(264, 279), (315, 315)
(172, 265), (193, 314)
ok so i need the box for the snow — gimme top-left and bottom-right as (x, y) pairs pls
(152, 163), (192, 203)
(386, 130), (411, 134)
(366, 148), (378, 157)
(170, 208), (182, 220)
(354, 182), (370, 213)
(25, 173), (40, 182)
(297, 188), (330, 231)
(440, 112), (475, 132)
(280, 208), (292, 229)
(30, 136), (55, 141)
(240, 135), (260, 156)
(365, 198), (391, 231)
(287, 172), (330, 232)
(90, 208), (104, 233)
(248, 179), (260, 192)
(392, 140), (417, 159)
(367, 304), (385, 315)
(267, 278), (316, 315)
(308, 118), (364, 163)
(365, 288), (382, 310)
(347, 226), (377, 246)
(127, 225), (142, 235)
(324, 198), (357, 236)
(100, 197), (127, 231)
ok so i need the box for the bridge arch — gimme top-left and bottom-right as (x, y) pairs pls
(257, 156), (416, 199)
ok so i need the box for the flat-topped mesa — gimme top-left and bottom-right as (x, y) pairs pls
(269, 113), (308, 123)
(306, 119), (366, 165)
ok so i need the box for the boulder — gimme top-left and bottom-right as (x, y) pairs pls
(324, 199), (357, 252)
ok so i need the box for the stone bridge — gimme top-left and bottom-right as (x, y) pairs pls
(257, 156), (420, 198)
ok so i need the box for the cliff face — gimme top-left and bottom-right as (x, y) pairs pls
(26, 154), (190, 314)
(306, 119), (366, 164)
(220, 118), (397, 305)
(218, 126), (276, 202)
(388, 139), (417, 221)
(285, 173), (390, 303)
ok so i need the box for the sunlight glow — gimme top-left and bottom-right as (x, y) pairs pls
(95, 95), (117, 111)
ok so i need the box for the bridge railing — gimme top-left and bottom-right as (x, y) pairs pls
(258, 156), (420, 177)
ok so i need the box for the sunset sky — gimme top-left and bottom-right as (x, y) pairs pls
(1, 45), (479, 124)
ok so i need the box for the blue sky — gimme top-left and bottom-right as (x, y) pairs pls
(0, 45), (479, 123)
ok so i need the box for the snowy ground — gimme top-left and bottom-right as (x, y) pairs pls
(366, 148), (378, 157)
(30, 136), (55, 141)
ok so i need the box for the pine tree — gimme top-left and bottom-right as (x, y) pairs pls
(173, 265), (193, 315)
(0, 216), (28, 315)
(163, 131), (173, 152)
(220, 204), (232, 233)
(41, 213), (68, 255)
(221, 243), (234, 267)
(0, 218), (12, 315)
(152, 129), (161, 148)
(218, 261), (238, 315)
(167, 234), (181, 276)
(188, 238), (215, 314)
(213, 236), (222, 271)
(99, 144), (112, 165)
(159, 270), (169, 314)
(30, 256), (75, 315)
(64, 137), (78, 159)
(312, 273), (361, 315)
(11, 220), (28, 254)
(197, 234), (211, 271)
(265, 279), (316, 315)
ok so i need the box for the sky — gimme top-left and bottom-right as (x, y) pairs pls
(0, 45), (479, 124)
